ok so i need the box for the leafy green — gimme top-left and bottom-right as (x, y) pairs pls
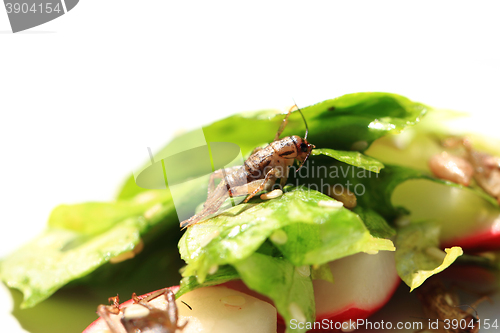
(364, 108), (461, 171)
(0, 92), (444, 316)
(179, 187), (394, 283)
(395, 223), (463, 291)
(233, 253), (315, 333)
(301, 159), (498, 222)
(454, 253), (500, 271)
(1, 220), (144, 308)
(310, 263), (334, 283)
(180, 252), (319, 333)
(117, 92), (427, 200)
(177, 265), (240, 298)
(47, 190), (170, 234)
(352, 206), (396, 239)
(0, 190), (180, 308)
(300, 92), (427, 152)
(392, 178), (500, 243)
(312, 148), (385, 173)
(365, 108), (500, 206)
(3, 92), (500, 333)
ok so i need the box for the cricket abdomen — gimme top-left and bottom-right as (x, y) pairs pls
(244, 137), (298, 181)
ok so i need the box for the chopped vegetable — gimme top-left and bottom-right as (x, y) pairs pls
(1, 93), (499, 333)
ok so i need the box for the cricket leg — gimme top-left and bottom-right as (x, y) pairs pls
(131, 288), (170, 306)
(96, 302), (123, 333)
(279, 176), (288, 188)
(243, 168), (278, 203)
(464, 295), (492, 318)
(162, 289), (184, 329)
(207, 166), (241, 197)
(181, 186), (230, 229)
(207, 169), (224, 197)
(274, 105), (298, 141)
(131, 288), (182, 321)
(229, 179), (266, 197)
(279, 163), (291, 188)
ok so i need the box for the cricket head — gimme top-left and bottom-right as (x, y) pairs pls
(291, 135), (315, 171)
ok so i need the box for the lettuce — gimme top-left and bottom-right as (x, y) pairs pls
(7, 91), (482, 332)
(116, 92), (428, 200)
(311, 148), (385, 173)
(234, 253), (315, 333)
(179, 187), (395, 282)
(395, 223), (463, 291)
(0, 190), (177, 308)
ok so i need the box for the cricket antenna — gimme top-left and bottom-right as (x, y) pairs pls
(181, 300), (193, 310)
(298, 108), (308, 140)
(455, 304), (479, 320)
(292, 99), (309, 140)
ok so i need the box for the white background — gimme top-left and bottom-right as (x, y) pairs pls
(1, 1), (499, 332)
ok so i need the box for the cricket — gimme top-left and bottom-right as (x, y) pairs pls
(416, 278), (489, 333)
(96, 288), (186, 333)
(180, 105), (315, 228)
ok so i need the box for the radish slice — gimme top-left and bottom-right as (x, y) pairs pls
(83, 286), (276, 333)
(393, 179), (500, 251)
(177, 286), (276, 333)
(226, 251), (399, 331)
(313, 251), (400, 326)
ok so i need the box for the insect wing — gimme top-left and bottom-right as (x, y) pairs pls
(132, 128), (246, 222)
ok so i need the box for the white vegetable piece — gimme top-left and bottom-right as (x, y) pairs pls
(85, 286), (277, 333)
(314, 251), (399, 321)
(176, 286), (276, 333)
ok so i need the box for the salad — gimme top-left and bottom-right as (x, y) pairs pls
(1, 92), (499, 333)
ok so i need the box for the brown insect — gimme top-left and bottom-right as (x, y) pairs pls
(429, 137), (500, 203)
(97, 288), (187, 333)
(180, 105), (315, 228)
(416, 278), (488, 333)
(462, 139), (500, 204)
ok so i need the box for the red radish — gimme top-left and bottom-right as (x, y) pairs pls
(83, 285), (277, 333)
(226, 251), (400, 332)
(392, 179), (500, 252)
(311, 251), (399, 331)
(441, 222), (500, 252)
(85, 252), (399, 333)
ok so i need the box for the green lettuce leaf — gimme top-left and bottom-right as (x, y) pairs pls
(179, 254), (317, 333)
(310, 263), (334, 283)
(454, 252), (500, 271)
(352, 206), (396, 239)
(47, 190), (170, 234)
(118, 92), (427, 200)
(179, 187), (394, 283)
(0, 190), (180, 308)
(296, 157), (499, 253)
(395, 222), (463, 291)
(0, 92), (428, 309)
(365, 108), (463, 171)
(301, 159), (498, 222)
(312, 148), (384, 173)
(177, 265), (240, 297)
(366, 108), (500, 206)
(1, 220), (144, 308)
(233, 253), (315, 333)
